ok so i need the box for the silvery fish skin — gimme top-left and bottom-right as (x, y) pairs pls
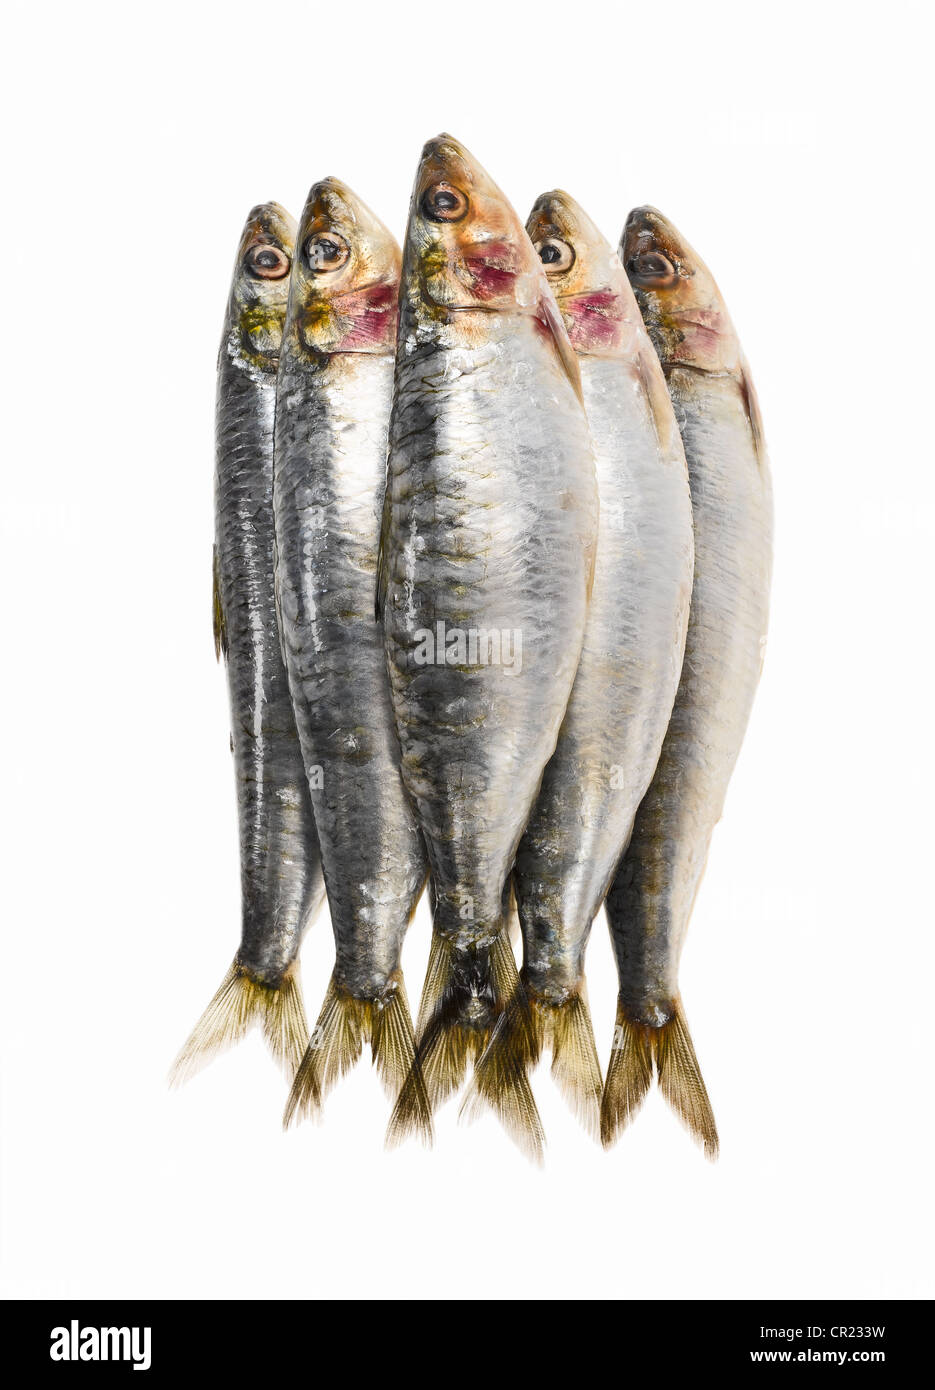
(171, 203), (325, 1085)
(274, 180), (430, 1130)
(380, 136), (599, 1145)
(483, 191), (693, 1134)
(602, 206), (773, 1156)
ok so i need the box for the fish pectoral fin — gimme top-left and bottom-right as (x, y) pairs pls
(535, 282), (585, 407)
(212, 546), (228, 662)
(739, 354), (767, 468)
(636, 339), (676, 455)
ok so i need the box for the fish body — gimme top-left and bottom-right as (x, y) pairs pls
(380, 137), (599, 1150)
(172, 203), (325, 1084)
(476, 191), (693, 1135)
(602, 206), (774, 1155)
(273, 181), (430, 1133)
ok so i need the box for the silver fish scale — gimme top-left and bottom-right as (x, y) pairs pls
(384, 321), (598, 951)
(606, 366), (773, 1020)
(274, 350), (427, 999)
(515, 352), (694, 999)
(214, 349), (324, 984)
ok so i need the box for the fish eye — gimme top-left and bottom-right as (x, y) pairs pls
(304, 233), (351, 272)
(422, 182), (469, 223)
(535, 238), (575, 273)
(246, 242), (290, 280)
(628, 250), (677, 287)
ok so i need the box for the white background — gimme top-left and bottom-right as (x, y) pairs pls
(2, 0), (932, 1301)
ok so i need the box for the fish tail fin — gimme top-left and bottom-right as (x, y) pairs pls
(373, 977), (434, 1147)
(388, 928), (522, 1145)
(461, 983), (546, 1163)
(169, 959), (308, 1086)
(601, 998), (718, 1158)
(284, 972), (432, 1142)
(655, 1000), (719, 1158)
(541, 990), (603, 1140)
(283, 974), (364, 1128)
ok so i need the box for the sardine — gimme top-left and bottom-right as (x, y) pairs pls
(273, 180), (431, 1136)
(380, 136), (599, 1152)
(473, 192), (694, 1142)
(602, 207), (773, 1156)
(171, 203), (326, 1085)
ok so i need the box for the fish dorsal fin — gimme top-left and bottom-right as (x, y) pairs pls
(212, 546), (228, 661)
(535, 284), (584, 406)
(739, 354), (767, 467)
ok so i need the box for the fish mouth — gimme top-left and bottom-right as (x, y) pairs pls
(304, 176), (360, 225)
(530, 187), (574, 212)
(623, 204), (669, 236)
(526, 188), (577, 240)
(236, 203), (296, 273)
(419, 131), (472, 169)
(414, 132), (478, 206)
(620, 204), (670, 260)
(243, 201), (295, 246)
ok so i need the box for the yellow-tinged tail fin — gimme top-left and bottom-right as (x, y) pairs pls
(169, 960), (308, 1085)
(389, 930), (544, 1158)
(541, 992), (603, 1138)
(601, 998), (718, 1158)
(465, 987), (601, 1156)
(284, 971), (433, 1144)
(459, 987), (545, 1162)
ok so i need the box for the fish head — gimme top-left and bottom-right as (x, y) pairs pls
(526, 190), (640, 357)
(621, 206), (738, 372)
(287, 178), (401, 355)
(227, 202), (296, 369)
(401, 134), (582, 394)
(405, 133), (549, 323)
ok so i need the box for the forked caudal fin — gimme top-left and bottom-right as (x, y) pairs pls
(600, 997), (718, 1158)
(284, 971), (433, 1145)
(466, 987), (602, 1157)
(169, 959), (309, 1086)
(460, 986), (544, 1162)
(540, 991), (603, 1139)
(388, 929), (543, 1154)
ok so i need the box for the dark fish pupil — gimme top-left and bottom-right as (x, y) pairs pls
(540, 244), (561, 264)
(435, 192), (458, 210)
(319, 239), (338, 259)
(256, 249), (278, 267)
